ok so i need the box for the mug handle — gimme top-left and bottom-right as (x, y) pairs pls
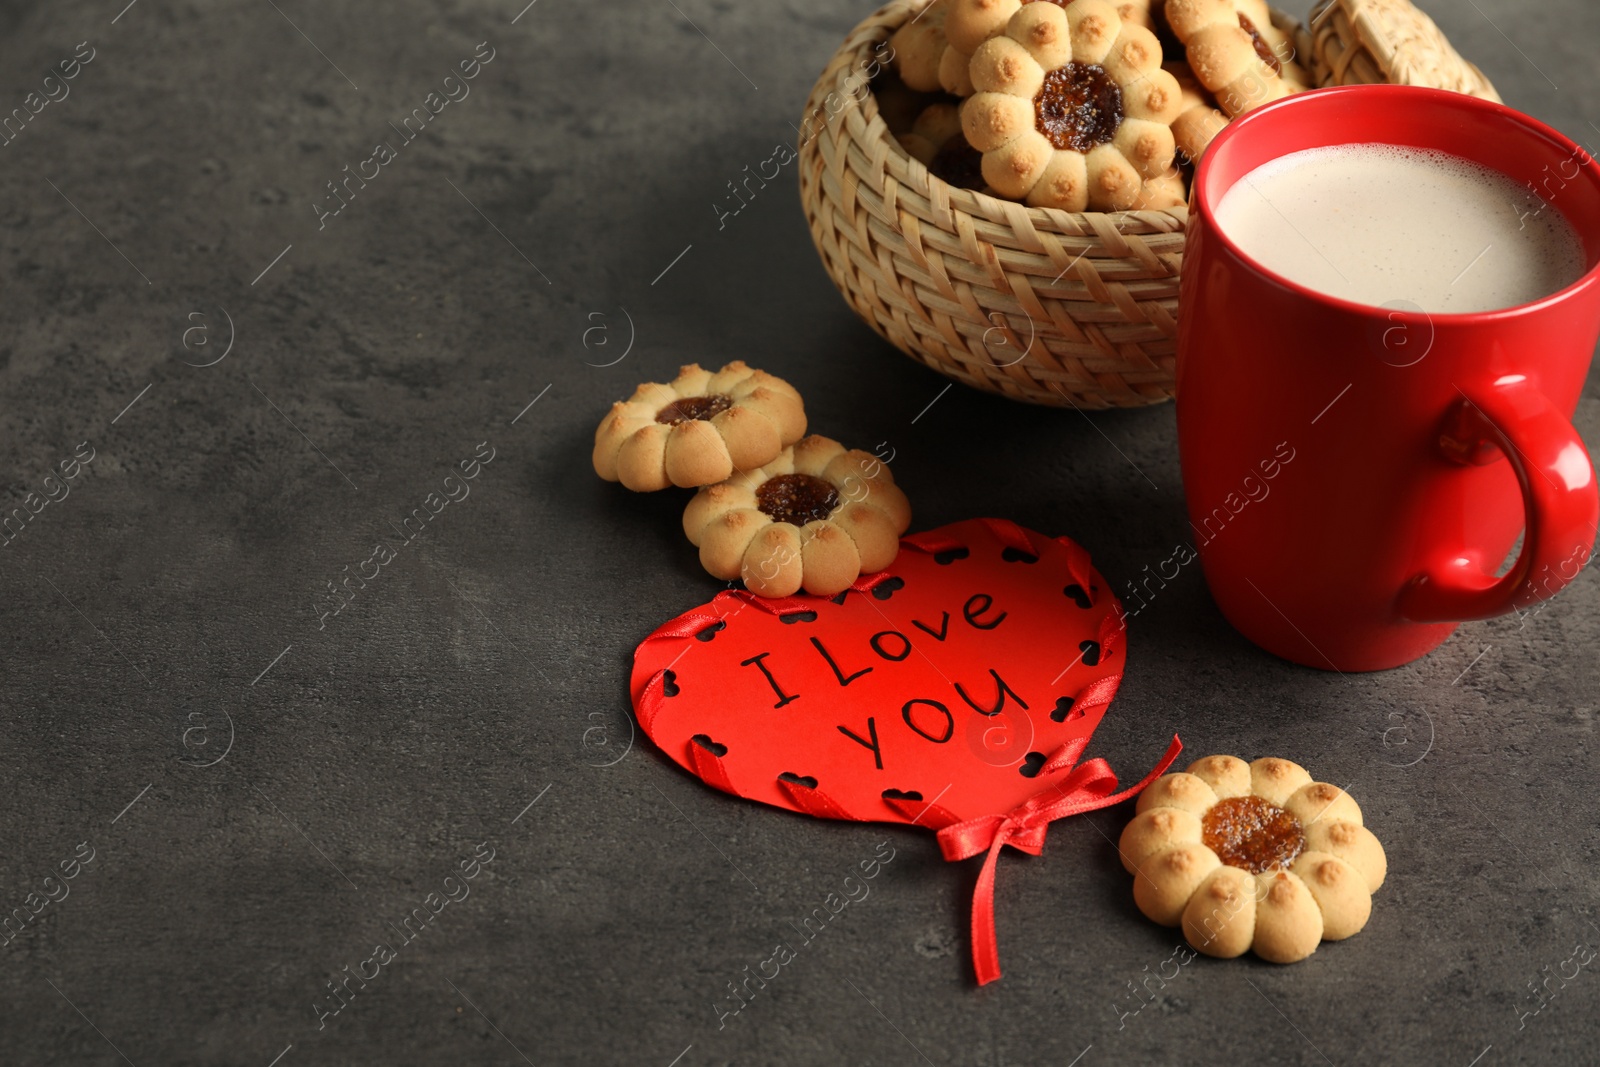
(1398, 378), (1599, 624)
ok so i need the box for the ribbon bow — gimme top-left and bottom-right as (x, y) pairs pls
(806, 604), (1180, 985)
(934, 633), (1182, 986)
(936, 727), (1181, 984)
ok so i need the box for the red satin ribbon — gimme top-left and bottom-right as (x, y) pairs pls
(937, 731), (1182, 985)
(928, 598), (1170, 984)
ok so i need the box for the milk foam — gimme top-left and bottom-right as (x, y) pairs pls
(1213, 144), (1586, 314)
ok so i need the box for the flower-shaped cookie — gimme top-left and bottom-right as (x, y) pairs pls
(593, 362), (806, 492)
(682, 435), (912, 598)
(1119, 755), (1387, 963)
(1164, 0), (1310, 117)
(899, 0), (1159, 98)
(960, 0), (1182, 211)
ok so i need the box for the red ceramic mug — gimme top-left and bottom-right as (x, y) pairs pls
(1176, 85), (1600, 671)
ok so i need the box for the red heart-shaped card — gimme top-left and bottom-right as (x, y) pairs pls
(630, 518), (1180, 983)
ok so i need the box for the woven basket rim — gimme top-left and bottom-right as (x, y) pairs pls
(795, 0), (1304, 408)
(1307, 0), (1502, 102)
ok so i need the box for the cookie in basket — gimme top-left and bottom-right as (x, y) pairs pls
(593, 362), (807, 492)
(682, 435), (911, 598)
(1242, 0), (1310, 84)
(1131, 169), (1187, 209)
(1164, 0), (1311, 116)
(889, 0), (952, 92)
(1111, 0), (1158, 31)
(1166, 60), (1229, 165)
(960, 0), (1183, 210)
(936, 0), (1160, 96)
(898, 103), (988, 190)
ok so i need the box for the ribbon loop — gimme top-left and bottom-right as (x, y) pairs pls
(939, 734), (1183, 985)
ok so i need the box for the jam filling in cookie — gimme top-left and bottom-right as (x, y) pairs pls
(756, 473), (840, 527)
(1034, 63), (1124, 152)
(656, 394), (734, 425)
(1200, 795), (1305, 873)
(1238, 14), (1281, 75)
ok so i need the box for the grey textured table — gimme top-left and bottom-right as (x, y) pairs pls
(1, 0), (1598, 1064)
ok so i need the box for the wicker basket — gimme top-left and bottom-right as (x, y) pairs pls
(798, 0), (1489, 408)
(1309, 0), (1500, 101)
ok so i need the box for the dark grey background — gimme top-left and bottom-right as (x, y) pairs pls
(0, 0), (1596, 1064)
